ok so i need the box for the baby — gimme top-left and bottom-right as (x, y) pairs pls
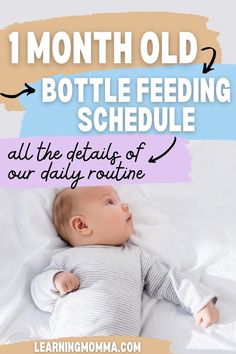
(31, 186), (219, 338)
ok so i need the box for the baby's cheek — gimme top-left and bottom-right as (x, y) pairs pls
(106, 211), (119, 223)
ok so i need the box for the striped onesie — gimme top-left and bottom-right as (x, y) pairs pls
(31, 243), (217, 338)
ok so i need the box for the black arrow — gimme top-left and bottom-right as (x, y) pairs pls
(0, 83), (35, 99)
(201, 47), (216, 74)
(149, 137), (177, 163)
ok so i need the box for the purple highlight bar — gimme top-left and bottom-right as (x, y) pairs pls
(0, 135), (191, 188)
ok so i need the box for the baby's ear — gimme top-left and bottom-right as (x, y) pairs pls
(70, 216), (92, 236)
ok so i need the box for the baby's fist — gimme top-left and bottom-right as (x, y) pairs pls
(195, 300), (219, 329)
(53, 272), (80, 295)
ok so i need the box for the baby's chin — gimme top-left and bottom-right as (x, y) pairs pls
(103, 233), (131, 246)
(119, 232), (133, 245)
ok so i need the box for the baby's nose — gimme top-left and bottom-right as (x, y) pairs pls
(121, 203), (129, 212)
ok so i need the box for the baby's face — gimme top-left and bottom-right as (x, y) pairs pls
(70, 186), (133, 246)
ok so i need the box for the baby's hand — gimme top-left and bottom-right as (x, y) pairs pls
(53, 272), (80, 295)
(195, 300), (219, 328)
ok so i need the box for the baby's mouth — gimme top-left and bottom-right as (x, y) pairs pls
(126, 213), (132, 222)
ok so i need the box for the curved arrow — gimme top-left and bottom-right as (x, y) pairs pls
(201, 47), (216, 74)
(0, 83), (35, 99)
(148, 137), (177, 163)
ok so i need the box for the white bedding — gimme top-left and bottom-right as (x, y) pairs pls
(0, 140), (236, 353)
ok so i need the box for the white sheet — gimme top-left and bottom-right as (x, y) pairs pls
(0, 140), (236, 353)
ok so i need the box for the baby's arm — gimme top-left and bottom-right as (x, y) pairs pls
(31, 255), (79, 312)
(140, 249), (219, 328)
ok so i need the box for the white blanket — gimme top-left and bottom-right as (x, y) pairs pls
(0, 140), (236, 353)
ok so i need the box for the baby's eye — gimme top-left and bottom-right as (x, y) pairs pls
(106, 198), (114, 205)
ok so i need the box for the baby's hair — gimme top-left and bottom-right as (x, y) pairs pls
(52, 188), (75, 244)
